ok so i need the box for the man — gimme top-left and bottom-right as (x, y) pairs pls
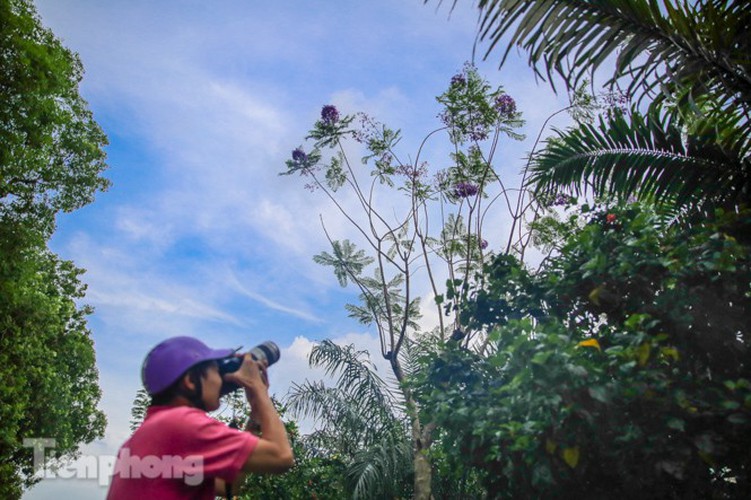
(107, 336), (294, 499)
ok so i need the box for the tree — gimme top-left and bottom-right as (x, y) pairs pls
(129, 389), (151, 432)
(282, 64), (529, 498)
(415, 201), (751, 498)
(438, 0), (751, 211)
(0, 1), (109, 496)
(1, 0), (109, 235)
(233, 394), (348, 500)
(0, 220), (106, 498)
(287, 340), (412, 499)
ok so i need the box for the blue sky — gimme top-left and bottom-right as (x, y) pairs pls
(26, 1), (571, 497)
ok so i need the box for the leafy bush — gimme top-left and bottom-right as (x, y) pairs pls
(415, 204), (751, 498)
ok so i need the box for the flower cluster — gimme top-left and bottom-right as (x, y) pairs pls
(321, 105), (340, 125)
(452, 182), (479, 198)
(601, 91), (630, 114)
(606, 213), (617, 224)
(396, 162), (428, 181)
(291, 147), (307, 163)
(552, 193), (574, 206)
(494, 94), (516, 117)
(450, 73), (466, 87)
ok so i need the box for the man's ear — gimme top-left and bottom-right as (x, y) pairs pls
(181, 371), (196, 392)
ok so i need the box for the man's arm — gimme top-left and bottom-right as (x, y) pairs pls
(239, 386), (294, 473)
(214, 354), (294, 496)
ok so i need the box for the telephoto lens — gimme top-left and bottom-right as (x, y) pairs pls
(218, 341), (280, 395)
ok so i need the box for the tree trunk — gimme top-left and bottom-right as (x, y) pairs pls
(392, 355), (433, 499)
(412, 426), (432, 500)
(409, 398), (433, 500)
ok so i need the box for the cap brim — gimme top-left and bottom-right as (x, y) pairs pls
(208, 347), (235, 360)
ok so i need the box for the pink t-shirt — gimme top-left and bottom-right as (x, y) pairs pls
(107, 405), (258, 499)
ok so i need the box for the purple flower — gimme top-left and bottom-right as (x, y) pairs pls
(396, 162), (428, 180)
(292, 147), (307, 163)
(480, 239), (488, 250)
(321, 105), (340, 125)
(494, 94), (516, 117)
(450, 74), (466, 87)
(552, 193), (576, 206)
(452, 182), (479, 198)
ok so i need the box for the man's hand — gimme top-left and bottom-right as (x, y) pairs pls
(220, 353), (294, 479)
(223, 353), (269, 400)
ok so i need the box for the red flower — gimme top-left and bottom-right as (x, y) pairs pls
(606, 213), (617, 223)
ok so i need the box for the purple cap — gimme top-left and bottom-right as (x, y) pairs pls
(141, 336), (234, 395)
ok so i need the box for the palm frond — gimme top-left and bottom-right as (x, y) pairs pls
(347, 432), (413, 500)
(470, 0), (751, 115)
(287, 380), (384, 456)
(308, 340), (398, 418)
(529, 106), (750, 209)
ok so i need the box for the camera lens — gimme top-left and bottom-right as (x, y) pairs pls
(218, 341), (280, 395)
(249, 341), (280, 366)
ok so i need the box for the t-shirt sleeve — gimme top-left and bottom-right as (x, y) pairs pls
(176, 408), (259, 482)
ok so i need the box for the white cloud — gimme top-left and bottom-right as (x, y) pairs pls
(224, 268), (323, 323)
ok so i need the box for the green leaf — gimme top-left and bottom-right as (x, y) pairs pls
(588, 385), (609, 404)
(666, 418), (685, 432)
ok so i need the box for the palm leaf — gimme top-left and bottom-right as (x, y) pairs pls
(347, 433), (413, 500)
(286, 339), (413, 498)
(529, 105), (750, 208)
(467, 0), (751, 113)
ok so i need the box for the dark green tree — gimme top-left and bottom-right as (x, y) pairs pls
(415, 202), (751, 498)
(0, 221), (106, 498)
(1, 0), (109, 234)
(215, 390), (348, 500)
(0, 0), (109, 497)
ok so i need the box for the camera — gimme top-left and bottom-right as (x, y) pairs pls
(218, 341), (280, 395)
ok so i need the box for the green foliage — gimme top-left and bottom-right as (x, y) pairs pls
(239, 450), (346, 500)
(1, 0), (110, 235)
(314, 240), (374, 288)
(0, 2), (110, 496)
(445, 0), (751, 212)
(129, 389), (151, 432)
(530, 105), (749, 210)
(415, 203), (751, 498)
(470, 0), (751, 122)
(287, 340), (413, 499)
(0, 220), (106, 498)
(223, 398), (347, 500)
(437, 62), (524, 145)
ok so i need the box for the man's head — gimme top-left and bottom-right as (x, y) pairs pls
(142, 336), (234, 411)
